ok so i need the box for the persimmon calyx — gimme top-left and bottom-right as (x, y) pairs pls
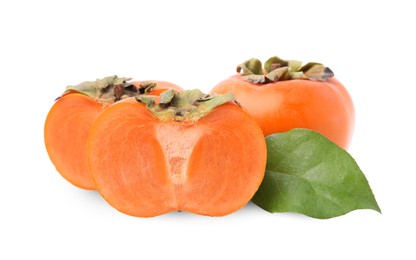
(237, 56), (334, 83)
(136, 81), (157, 94)
(136, 89), (236, 122)
(62, 75), (157, 102)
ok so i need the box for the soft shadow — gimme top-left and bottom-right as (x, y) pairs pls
(226, 201), (319, 221)
(154, 201), (273, 220)
(72, 192), (318, 221)
(71, 188), (107, 205)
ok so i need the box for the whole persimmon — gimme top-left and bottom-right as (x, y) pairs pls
(210, 57), (355, 149)
(44, 76), (182, 190)
(87, 89), (267, 217)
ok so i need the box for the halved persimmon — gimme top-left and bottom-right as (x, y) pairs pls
(87, 89), (267, 217)
(44, 76), (182, 190)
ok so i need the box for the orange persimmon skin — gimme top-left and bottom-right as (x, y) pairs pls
(211, 75), (355, 149)
(44, 81), (182, 190)
(87, 102), (267, 217)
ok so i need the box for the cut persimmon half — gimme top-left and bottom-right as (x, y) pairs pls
(44, 76), (182, 190)
(87, 89), (267, 217)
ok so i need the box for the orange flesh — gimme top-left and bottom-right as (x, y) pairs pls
(182, 104), (267, 216)
(44, 93), (103, 189)
(87, 102), (266, 217)
(211, 76), (355, 149)
(44, 81), (181, 190)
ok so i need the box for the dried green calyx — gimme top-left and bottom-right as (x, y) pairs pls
(63, 75), (157, 103)
(237, 56), (334, 84)
(136, 89), (235, 122)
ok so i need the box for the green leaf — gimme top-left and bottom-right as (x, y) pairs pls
(252, 129), (381, 219)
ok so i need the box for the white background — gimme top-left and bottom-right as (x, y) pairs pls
(1, 0), (415, 259)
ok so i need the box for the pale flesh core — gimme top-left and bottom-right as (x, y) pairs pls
(156, 124), (201, 186)
(88, 102), (266, 217)
(155, 123), (203, 211)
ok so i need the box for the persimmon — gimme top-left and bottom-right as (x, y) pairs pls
(210, 57), (355, 149)
(44, 76), (182, 190)
(87, 89), (267, 217)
